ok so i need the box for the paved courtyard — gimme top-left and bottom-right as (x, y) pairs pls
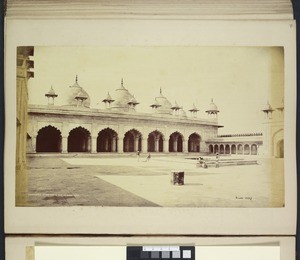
(23, 154), (284, 207)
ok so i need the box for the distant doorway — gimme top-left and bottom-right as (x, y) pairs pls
(277, 140), (284, 158)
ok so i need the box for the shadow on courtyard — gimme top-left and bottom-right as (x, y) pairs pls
(17, 155), (284, 207)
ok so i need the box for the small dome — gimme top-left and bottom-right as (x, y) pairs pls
(45, 86), (58, 98)
(171, 101), (180, 110)
(150, 100), (161, 108)
(75, 89), (88, 100)
(128, 95), (139, 105)
(102, 92), (114, 103)
(189, 103), (199, 112)
(205, 98), (219, 113)
(111, 79), (134, 111)
(153, 88), (172, 115)
(61, 76), (91, 108)
(262, 101), (274, 113)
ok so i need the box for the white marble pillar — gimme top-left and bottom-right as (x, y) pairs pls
(117, 137), (124, 153)
(91, 137), (97, 153)
(87, 136), (91, 152)
(31, 136), (37, 153)
(142, 138), (148, 153)
(163, 139), (168, 153)
(183, 139), (188, 153)
(112, 137), (117, 152)
(62, 136), (68, 153)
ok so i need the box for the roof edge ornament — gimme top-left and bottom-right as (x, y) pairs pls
(205, 98), (219, 113)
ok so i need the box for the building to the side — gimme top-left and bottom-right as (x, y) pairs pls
(16, 46), (34, 204)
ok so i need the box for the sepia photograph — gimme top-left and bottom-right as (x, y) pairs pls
(16, 45), (284, 208)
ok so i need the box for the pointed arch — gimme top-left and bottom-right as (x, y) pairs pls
(36, 125), (62, 152)
(272, 129), (284, 158)
(231, 144), (236, 154)
(237, 144), (243, 155)
(244, 144), (250, 155)
(97, 128), (118, 152)
(214, 144), (219, 154)
(225, 144), (230, 154)
(169, 131), (183, 152)
(123, 129), (142, 152)
(68, 126), (91, 152)
(251, 144), (258, 155)
(148, 130), (164, 152)
(220, 144), (224, 154)
(188, 133), (201, 152)
(209, 144), (213, 154)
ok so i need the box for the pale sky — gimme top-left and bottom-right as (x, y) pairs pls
(28, 46), (284, 134)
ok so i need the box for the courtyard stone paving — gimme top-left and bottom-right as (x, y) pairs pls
(24, 154), (284, 207)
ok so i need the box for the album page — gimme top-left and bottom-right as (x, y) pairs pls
(5, 236), (296, 260)
(4, 0), (297, 235)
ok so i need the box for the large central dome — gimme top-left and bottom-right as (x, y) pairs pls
(154, 89), (172, 115)
(111, 79), (134, 112)
(61, 76), (91, 108)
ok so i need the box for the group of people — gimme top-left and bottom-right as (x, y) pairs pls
(136, 151), (220, 167)
(198, 153), (219, 168)
(137, 151), (151, 162)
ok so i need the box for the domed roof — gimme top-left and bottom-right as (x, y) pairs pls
(150, 100), (161, 108)
(205, 98), (219, 113)
(111, 79), (134, 111)
(61, 76), (91, 108)
(128, 95), (139, 105)
(171, 101), (180, 110)
(75, 89), (88, 101)
(262, 101), (274, 113)
(45, 86), (58, 98)
(102, 92), (114, 103)
(189, 103), (199, 112)
(153, 88), (172, 115)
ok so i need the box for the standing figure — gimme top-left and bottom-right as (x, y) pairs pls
(137, 150), (141, 161)
(146, 153), (151, 162)
(198, 157), (207, 168)
(215, 153), (219, 168)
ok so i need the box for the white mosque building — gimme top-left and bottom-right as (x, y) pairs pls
(25, 76), (283, 157)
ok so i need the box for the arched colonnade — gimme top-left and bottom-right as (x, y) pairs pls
(208, 143), (258, 155)
(32, 125), (203, 153)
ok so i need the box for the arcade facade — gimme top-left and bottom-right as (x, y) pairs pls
(27, 105), (218, 154)
(26, 77), (283, 157)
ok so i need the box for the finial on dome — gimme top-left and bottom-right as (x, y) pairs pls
(76, 75), (78, 83)
(160, 87), (162, 95)
(121, 78), (124, 87)
(205, 98), (219, 116)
